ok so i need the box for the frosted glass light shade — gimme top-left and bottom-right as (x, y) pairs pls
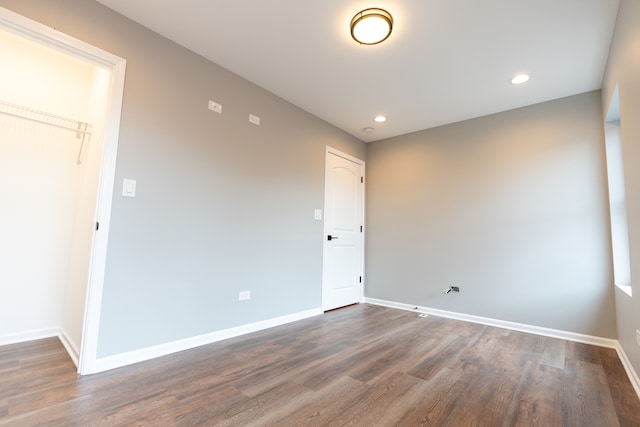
(351, 8), (393, 45)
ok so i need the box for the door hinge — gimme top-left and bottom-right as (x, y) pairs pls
(359, 276), (362, 283)
(361, 176), (364, 183)
(95, 222), (100, 231)
(360, 225), (363, 232)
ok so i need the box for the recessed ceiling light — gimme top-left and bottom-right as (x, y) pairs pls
(374, 115), (387, 123)
(510, 73), (531, 85)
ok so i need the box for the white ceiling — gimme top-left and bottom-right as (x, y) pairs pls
(96, 0), (620, 142)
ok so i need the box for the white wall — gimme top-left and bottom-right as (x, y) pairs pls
(0, 26), (105, 349)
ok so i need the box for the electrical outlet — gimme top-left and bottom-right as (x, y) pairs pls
(249, 114), (260, 125)
(208, 100), (222, 113)
(239, 290), (251, 301)
(636, 329), (640, 346)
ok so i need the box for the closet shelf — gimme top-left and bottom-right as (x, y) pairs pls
(0, 100), (92, 164)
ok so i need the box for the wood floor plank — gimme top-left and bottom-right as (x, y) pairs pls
(406, 333), (469, 381)
(562, 358), (621, 427)
(323, 371), (425, 426)
(192, 381), (314, 427)
(507, 362), (566, 426)
(393, 368), (471, 425)
(263, 375), (369, 426)
(237, 337), (358, 397)
(0, 303), (638, 426)
(536, 335), (566, 369)
(598, 347), (640, 426)
(170, 384), (248, 426)
(439, 364), (522, 427)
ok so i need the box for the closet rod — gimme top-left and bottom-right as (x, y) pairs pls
(0, 100), (92, 138)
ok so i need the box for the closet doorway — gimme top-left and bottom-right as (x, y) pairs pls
(0, 7), (125, 375)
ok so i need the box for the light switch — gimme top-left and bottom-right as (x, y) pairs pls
(314, 209), (322, 220)
(122, 179), (136, 198)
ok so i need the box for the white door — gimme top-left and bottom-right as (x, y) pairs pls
(322, 147), (364, 311)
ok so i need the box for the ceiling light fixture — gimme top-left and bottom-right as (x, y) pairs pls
(374, 115), (387, 123)
(351, 8), (393, 45)
(510, 73), (531, 85)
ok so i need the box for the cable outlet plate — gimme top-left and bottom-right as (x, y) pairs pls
(239, 291), (251, 301)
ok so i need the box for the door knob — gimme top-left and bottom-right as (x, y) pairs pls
(327, 235), (339, 241)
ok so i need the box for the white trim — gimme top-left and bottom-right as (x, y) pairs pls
(322, 146), (366, 310)
(326, 146), (365, 166)
(0, 6), (127, 376)
(0, 8), (120, 69)
(92, 307), (323, 374)
(58, 328), (80, 368)
(615, 284), (633, 297)
(0, 328), (59, 346)
(615, 343), (640, 400)
(78, 54), (126, 375)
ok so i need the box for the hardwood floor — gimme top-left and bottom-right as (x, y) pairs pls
(1, 304), (639, 426)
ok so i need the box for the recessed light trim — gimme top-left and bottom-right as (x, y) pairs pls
(510, 73), (531, 85)
(351, 8), (393, 45)
(374, 115), (387, 123)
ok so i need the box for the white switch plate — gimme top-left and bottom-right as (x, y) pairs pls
(249, 114), (260, 125)
(122, 179), (136, 198)
(636, 329), (640, 346)
(208, 100), (222, 113)
(239, 290), (251, 301)
(314, 209), (322, 220)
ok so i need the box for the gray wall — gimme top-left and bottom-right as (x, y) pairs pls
(366, 91), (616, 338)
(602, 0), (640, 374)
(0, 0), (365, 357)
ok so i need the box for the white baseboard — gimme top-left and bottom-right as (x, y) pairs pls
(0, 327), (59, 346)
(91, 307), (323, 374)
(365, 297), (640, 400)
(365, 297), (618, 347)
(615, 344), (640, 400)
(58, 328), (80, 368)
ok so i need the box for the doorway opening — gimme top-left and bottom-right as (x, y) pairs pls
(0, 7), (126, 374)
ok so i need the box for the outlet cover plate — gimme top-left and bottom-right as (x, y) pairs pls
(208, 100), (222, 113)
(239, 290), (251, 301)
(249, 114), (260, 125)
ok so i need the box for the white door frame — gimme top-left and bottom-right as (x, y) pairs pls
(322, 146), (365, 310)
(0, 7), (126, 375)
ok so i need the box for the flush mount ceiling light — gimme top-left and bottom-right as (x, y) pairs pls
(351, 8), (393, 45)
(510, 73), (531, 85)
